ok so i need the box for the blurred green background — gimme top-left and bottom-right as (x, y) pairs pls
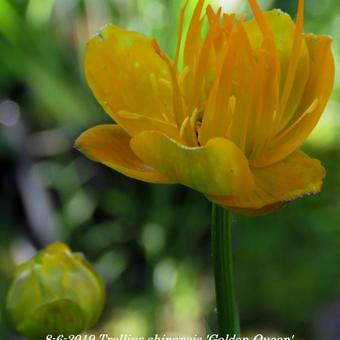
(1, 0), (340, 339)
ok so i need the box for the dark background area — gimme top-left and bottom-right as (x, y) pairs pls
(1, 0), (340, 338)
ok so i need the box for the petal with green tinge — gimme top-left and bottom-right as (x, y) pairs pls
(130, 131), (255, 196)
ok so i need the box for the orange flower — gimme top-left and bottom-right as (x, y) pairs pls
(75, 0), (334, 215)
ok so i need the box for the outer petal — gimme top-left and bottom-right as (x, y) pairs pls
(75, 125), (173, 184)
(207, 150), (325, 213)
(253, 34), (334, 167)
(130, 131), (255, 196)
(85, 24), (174, 131)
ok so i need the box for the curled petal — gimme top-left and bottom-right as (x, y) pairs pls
(130, 131), (255, 196)
(207, 150), (325, 213)
(75, 125), (173, 183)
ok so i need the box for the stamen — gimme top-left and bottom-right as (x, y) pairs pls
(162, 113), (170, 122)
(228, 22), (256, 152)
(180, 116), (190, 138)
(249, 43), (280, 159)
(273, 98), (318, 142)
(179, 65), (190, 85)
(276, 0), (305, 128)
(224, 96), (236, 137)
(179, 115), (197, 146)
(175, 0), (190, 68)
(199, 21), (243, 145)
(183, 0), (205, 68)
(247, 0), (280, 156)
(223, 14), (235, 36)
(152, 39), (186, 129)
(149, 73), (173, 123)
(248, 0), (274, 37)
(206, 4), (222, 27)
(191, 25), (214, 110)
(190, 108), (200, 128)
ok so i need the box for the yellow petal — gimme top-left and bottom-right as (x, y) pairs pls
(75, 125), (173, 184)
(207, 150), (325, 211)
(130, 131), (255, 196)
(85, 24), (173, 124)
(253, 34), (334, 167)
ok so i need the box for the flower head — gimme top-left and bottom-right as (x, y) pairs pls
(76, 0), (334, 214)
(6, 243), (105, 339)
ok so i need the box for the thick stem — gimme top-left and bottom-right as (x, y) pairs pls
(211, 204), (240, 336)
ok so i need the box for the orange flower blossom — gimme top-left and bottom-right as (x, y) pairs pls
(75, 0), (334, 215)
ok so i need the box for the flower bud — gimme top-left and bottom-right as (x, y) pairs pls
(6, 242), (105, 339)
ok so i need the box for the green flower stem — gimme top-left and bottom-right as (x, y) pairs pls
(211, 204), (240, 336)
